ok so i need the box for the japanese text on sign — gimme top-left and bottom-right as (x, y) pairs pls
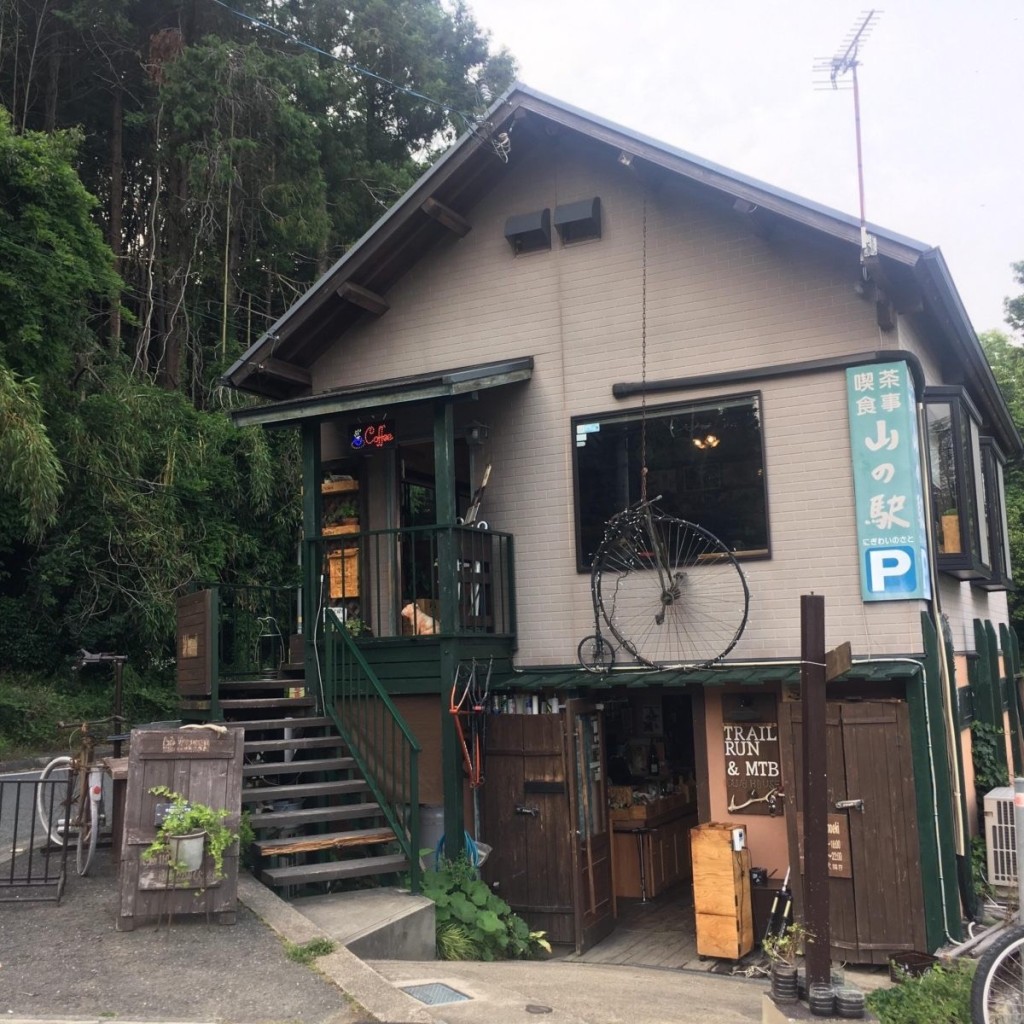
(846, 362), (931, 601)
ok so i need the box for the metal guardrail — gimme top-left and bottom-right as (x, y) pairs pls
(323, 608), (421, 893)
(1, 776), (72, 902)
(311, 523), (516, 639)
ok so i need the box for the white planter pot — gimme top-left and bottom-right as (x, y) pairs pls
(169, 830), (206, 872)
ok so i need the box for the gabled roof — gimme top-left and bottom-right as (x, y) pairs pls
(222, 83), (1020, 454)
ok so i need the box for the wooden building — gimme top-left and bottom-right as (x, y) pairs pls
(178, 84), (1023, 963)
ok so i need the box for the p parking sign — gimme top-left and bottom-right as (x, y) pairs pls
(847, 363), (931, 602)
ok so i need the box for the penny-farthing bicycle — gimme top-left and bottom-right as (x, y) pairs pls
(588, 499), (749, 670)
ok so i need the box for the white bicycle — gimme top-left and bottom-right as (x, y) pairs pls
(36, 718), (118, 876)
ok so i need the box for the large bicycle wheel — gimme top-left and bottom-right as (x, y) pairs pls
(76, 779), (100, 876)
(593, 508), (749, 669)
(36, 756), (79, 849)
(973, 922), (1024, 1024)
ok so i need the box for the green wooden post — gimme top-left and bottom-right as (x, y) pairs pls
(301, 421), (322, 698)
(974, 620), (998, 728)
(434, 399), (465, 860)
(999, 623), (1023, 774)
(911, 612), (962, 947)
(210, 585), (221, 721)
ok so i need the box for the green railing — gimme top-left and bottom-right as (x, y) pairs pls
(323, 607), (422, 892)
(309, 523), (516, 639)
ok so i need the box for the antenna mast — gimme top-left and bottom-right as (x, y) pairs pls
(814, 10), (882, 267)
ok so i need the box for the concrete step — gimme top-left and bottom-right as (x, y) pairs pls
(248, 801), (383, 830)
(293, 887), (437, 961)
(240, 778), (369, 803)
(262, 852), (409, 887)
(242, 756), (354, 777)
(255, 826), (396, 856)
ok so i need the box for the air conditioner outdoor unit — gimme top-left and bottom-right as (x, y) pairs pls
(984, 786), (1018, 888)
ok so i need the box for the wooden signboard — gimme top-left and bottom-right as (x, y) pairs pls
(117, 726), (243, 930)
(795, 811), (853, 879)
(722, 694), (783, 816)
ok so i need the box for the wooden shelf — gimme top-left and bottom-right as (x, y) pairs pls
(322, 479), (358, 494)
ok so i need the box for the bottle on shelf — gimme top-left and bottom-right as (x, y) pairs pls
(648, 738), (659, 776)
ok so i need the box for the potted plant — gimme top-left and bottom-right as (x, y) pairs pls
(323, 501), (358, 535)
(142, 785), (240, 879)
(763, 922), (810, 1003)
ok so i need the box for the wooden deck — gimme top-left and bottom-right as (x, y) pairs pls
(567, 884), (700, 969)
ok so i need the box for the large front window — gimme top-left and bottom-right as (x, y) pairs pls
(573, 394), (769, 568)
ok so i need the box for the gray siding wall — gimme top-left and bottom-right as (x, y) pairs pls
(313, 141), (1008, 665)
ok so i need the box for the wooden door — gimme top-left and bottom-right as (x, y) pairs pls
(779, 700), (928, 964)
(565, 699), (615, 954)
(481, 714), (575, 945)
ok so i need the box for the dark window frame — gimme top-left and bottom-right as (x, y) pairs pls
(570, 392), (772, 572)
(973, 437), (1014, 592)
(924, 386), (991, 582)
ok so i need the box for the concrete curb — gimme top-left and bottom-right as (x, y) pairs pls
(237, 873), (433, 1024)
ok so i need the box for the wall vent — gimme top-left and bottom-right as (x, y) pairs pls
(984, 786), (1017, 887)
(554, 196), (601, 244)
(504, 209), (550, 254)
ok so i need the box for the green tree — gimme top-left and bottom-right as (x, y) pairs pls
(1005, 262), (1024, 337)
(0, 2), (515, 670)
(982, 329), (1024, 631)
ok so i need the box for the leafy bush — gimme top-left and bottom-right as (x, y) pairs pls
(422, 856), (551, 961)
(0, 668), (177, 760)
(866, 961), (974, 1024)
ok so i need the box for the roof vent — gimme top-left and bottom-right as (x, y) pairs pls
(504, 208), (551, 255)
(554, 197), (601, 244)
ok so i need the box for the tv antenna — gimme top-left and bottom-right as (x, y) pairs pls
(814, 10), (882, 267)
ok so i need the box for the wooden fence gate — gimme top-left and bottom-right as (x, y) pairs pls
(779, 699), (928, 964)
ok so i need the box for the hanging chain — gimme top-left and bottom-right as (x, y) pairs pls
(640, 188), (649, 505)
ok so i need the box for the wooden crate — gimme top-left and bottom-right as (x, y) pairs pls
(327, 547), (359, 599)
(118, 727), (243, 930)
(691, 822), (753, 959)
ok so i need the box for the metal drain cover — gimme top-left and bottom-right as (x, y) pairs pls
(401, 982), (471, 1006)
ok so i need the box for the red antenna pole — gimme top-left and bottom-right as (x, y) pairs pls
(814, 10), (882, 265)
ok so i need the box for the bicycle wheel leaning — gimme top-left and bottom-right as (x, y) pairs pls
(972, 922), (1024, 1024)
(35, 755), (79, 849)
(75, 775), (100, 876)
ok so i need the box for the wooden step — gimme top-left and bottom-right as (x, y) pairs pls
(231, 716), (334, 732)
(248, 801), (383, 830)
(218, 697), (316, 710)
(219, 678), (302, 692)
(244, 735), (344, 754)
(255, 826), (396, 857)
(240, 778), (369, 803)
(262, 852), (409, 887)
(242, 756), (354, 777)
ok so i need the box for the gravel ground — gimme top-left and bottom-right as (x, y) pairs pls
(0, 853), (364, 1023)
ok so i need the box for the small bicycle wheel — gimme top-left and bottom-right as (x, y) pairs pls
(76, 784), (100, 876)
(593, 507), (749, 669)
(972, 922), (1024, 1024)
(577, 634), (616, 674)
(36, 756), (78, 849)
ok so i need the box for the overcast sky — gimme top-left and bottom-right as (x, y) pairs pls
(466, 0), (1023, 337)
